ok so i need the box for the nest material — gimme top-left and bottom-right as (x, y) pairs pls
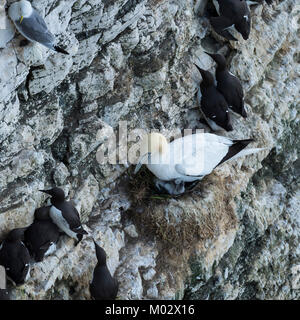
(126, 166), (236, 249)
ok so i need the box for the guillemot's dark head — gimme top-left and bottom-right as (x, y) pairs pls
(6, 228), (27, 241)
(94, 241), (107, 266)
(40, 187), (65, 203)
(235, 14), (251, 40)
(205, 52), (227, 70)
(225, 122), (233, 132)
(213, 108), (233, 132)
(194, 64), (214, 87)
(224, 109), (233, 132)
(34, 206), (51, 221)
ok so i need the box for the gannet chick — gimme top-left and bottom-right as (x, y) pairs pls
(8, 0), (69, 54)
(134, 132), (265, 195)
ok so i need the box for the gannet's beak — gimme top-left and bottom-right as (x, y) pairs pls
(20, 16), (24, 23)
(134, 153), (151, 174)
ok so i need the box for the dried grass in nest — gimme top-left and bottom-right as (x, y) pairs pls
(126, 166), (156, 204)
(122, 167), (240, 296)
(125, 166), (238, 252)
(126, 165), (204, 204)
(127, 172), (211, 249)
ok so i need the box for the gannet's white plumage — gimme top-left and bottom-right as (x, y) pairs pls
(136, 132), (264, 184)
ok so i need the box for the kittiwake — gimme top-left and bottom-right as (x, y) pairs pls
(8, 0), (69, 54)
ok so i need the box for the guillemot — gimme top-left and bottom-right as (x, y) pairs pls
(40, 187), (88, 243)
(90, 241), (119, 300)
(210, 0), (251, 41)
(0, 228), (31, 286)
(195, 64), (233, 132)
(205, 52), (247, 118)
(24, 206), (60, 262)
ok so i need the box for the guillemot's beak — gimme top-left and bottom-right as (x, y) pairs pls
(194, 63), (205, 76)
(20, 16), (24, 23)
(194, 64), (210, 83)
(134, 153), (151, 174)
(204, 51), (217, 61)
(226, 124), (233, 132)
(242, 109), (247, 119)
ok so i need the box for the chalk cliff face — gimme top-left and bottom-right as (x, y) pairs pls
(0, 0), (299, 299)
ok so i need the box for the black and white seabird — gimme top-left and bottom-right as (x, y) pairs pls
(210, 0), (251, 41)
(134, 132), (265, 195)
(40, 187), (88, 242)
(24, 206), (60, 262)
(0, 265), (10, 300)
(205, 52), (247, 118)
(195, 64), (233, 132)
(0, 228), (31, 286)
(90, 241), (119, 300)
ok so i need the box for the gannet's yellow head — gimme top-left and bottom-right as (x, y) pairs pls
(140, 132), (168, 157)
(134, 133), (168, 174)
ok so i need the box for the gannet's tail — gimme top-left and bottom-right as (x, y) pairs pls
(228, 147), (267, 162)
(217, 139), (267, 167)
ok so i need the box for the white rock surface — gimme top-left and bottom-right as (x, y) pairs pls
(0, 15), (15, 48)
(0, 0), (299, 300)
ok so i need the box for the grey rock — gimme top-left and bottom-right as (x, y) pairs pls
(0, 0), (299, 300)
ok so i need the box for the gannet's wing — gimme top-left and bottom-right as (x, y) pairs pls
(173, 134), (231, 177)
(175, 134), (262, 178)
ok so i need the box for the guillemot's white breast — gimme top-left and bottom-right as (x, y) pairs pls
(49, 206), (77, 239)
